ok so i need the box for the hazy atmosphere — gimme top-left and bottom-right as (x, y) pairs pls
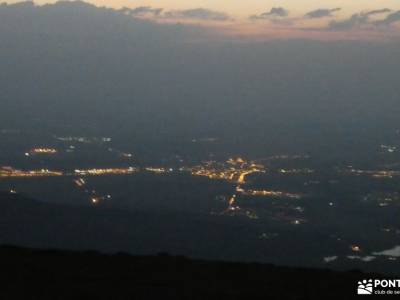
(1, 1), (400, 298)
(4, 0), (400, 39)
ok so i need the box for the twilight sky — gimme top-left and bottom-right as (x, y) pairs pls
(6, 1), (400, 39)
(23, 1), (400, 16)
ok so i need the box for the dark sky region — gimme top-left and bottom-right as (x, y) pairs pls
(1, 1), (400, 157)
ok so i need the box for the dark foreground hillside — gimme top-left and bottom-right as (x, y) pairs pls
(0, 245), (374, 300)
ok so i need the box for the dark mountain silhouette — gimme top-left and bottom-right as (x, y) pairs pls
(0, 245), (375, 299)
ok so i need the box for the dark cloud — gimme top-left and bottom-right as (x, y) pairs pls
(131, 6), (163, 16)
(119, 6), (231, 22)
(304, 8), (341, 19)
(328, 14), (368, 30)
(376, 11), (400, 26)
(250, 7), (289, 20)
(163, 8), (231, 21)
(364, 8), (392, 17)
(123, 6), (163, 17)
(327, 9), (393, 30)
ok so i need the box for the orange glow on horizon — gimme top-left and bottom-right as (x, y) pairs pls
(4, 0), (400, 40)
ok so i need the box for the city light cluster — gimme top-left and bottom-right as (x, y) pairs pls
(346, 168), (400, 178)
(242, 189), (302, 199)
(190, 157), (265, 184)
(0, 167), (63, 177)
(29, 148), (58, 155)
(74, 167), (138, 176)
(55, 136), (112, 143)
